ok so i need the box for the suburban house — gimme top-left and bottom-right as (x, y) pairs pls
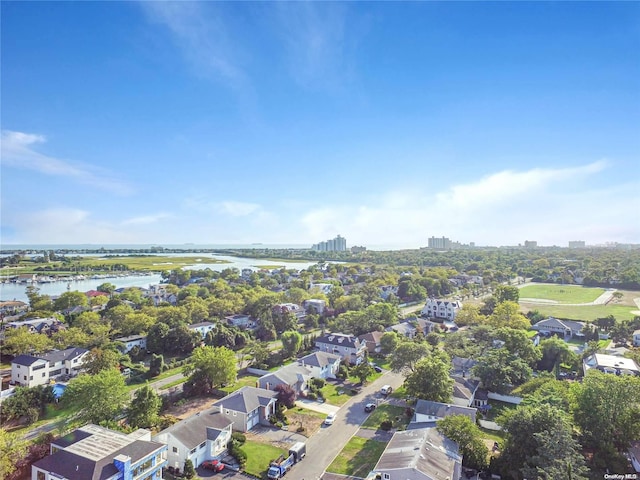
(3, 317), (65, 335)
(416, 318), (439, 335)
(258, 363), (312, 395)
(303, 299), (326, 315)
(225, 314), (255, 329)
(273, 303), (306, 321)
(359, 331), (385, 354)
(115, 334), (147, 353)
(309, 283), (333, 294)
(629, 442), (640, 473)
(420, 299), (462, 321)
(451, 376), (481, 408)
(369, 427), (462, 480)
(212, 386), (277, 432)
(145, 285), (178, 306)
(379, 285), (398, 300)
(386, 322), (417, 339)
(153, 407), (233, 471)
(188, 321), (216, 339)
(12, 347), (88, 388)
(532, 317), (585, 340)
(583, 353), (640, 376)
(411, 399), (477, 425)
(451, 357), (478, 378)
(0, 300), (28, 315)
(258, 351), (342, 394)
(32, 424), (167, 480)
(633, 329), (640, 347)
(315, 333), (366, 365)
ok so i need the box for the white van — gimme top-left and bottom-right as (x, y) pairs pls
(380, 385), (392, 395)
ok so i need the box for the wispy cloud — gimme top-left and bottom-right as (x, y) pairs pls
(141, 2), (248, 90)
(1, 130), (133, 195)
(300, 161), (637, 247)
(273, 2), (357, 91)
(121, 213), (172, 226)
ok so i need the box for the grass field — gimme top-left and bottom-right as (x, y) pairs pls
(520, 303), (637, 322)
(219, 375), (260, 394)
(319, 383), (356, 406)
(240, 441), (285, 478)
(518, 284), (604, 304)
(326, 437), (387, 477)
(361, 404), (410, 430)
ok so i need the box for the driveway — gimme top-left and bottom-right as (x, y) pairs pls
(295, 398), (340, 415)
(246, 425), (307, 446)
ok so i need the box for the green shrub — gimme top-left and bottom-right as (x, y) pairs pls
(380, 420), (392, 431)
(310, 377), (325, 388)
(231, 432), (246, 444)
(306, 392), (317, 400)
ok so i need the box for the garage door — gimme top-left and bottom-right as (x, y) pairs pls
(248, 414), (258, 430)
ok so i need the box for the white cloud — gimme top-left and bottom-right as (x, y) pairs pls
(121, 213), (172, 226)
(300, 161), (637, 247)
(1, 130), (133, 195)
(141, 2), (248, 89)
(217, 201), (262, 217)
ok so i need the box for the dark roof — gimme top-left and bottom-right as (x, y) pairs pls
(534, 317), (584, 333)
(12, 354), (46, 367)
(451, 357), (478, 375)
(53, 429), (93, 449)
(316, 333), (360, 348)
(452, 376), (480, 402)
(214, 386), (277, 414)
(115, 334), (147, 342)
(155, 409), (232, 450)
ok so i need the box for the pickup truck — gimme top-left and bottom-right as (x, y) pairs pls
(267, 442), (306, 479)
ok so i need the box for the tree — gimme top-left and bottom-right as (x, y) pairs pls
(165, 324), (199, 354)
(473, 348), (532, 393)
(2, 327), (53, 355)
(537, 336), (572, 372)
(51, 327), (91, 349)
(437, 415), (489, 470)
(495, 327), (542, 367)
(494, 285), (520, 304)
(487, 301), (529, 329)
(274, 384), (297, 408)
(390, 341), (430, 373)
(281, 330), (303, 358)
(595, 315), (616, 332)
(148, 354), (165, 377)
(454, 304), (486, 327)
(147, 322), (170, 354)
(183, 459), (196, 479)
(498, 404), (588, 480)
(63, 368), (129, 424)
(83, 348), (121, 374)
(26, 286), (54, 312)
(0, 428), (28, 480)
(183, 346), (237, 395)
(97, 282), (116, 295)
(53, 290), (88, 312)
(351, 362), (375, 384)
(127, 385), (161, 429)
(571, 370), (640, 455)
(404, 352), (453, 403)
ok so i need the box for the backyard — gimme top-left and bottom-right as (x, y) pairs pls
(361, 404), (411, 430)
(325, 436), (388, 477)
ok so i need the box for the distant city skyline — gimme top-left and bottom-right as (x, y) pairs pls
(2, 2), (638, 247)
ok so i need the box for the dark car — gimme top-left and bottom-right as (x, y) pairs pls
(364, 403), (376, 412)
(373, 365), (383, 373)
(202, 460), (224, 472)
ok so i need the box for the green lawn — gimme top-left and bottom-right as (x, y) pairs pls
(478, 426), (505, 444)
(484, 400), (517, 422)
(240, 440), (285, 478)
(319, 383), (356, 406)
(219, 375), (260, 394)
(326, 437), (388, 477)
(518, 284), (604, 304)
(521, 303), (637, 322)
(389, 385), (407, 399)
(160, 378), (187, 390)
(361, 404), (410, 430)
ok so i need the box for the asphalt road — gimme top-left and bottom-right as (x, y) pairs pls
(286, 370), (405, 480)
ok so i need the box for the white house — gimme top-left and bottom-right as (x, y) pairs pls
(309, 283), (333, 294)
(258, 363), (312, 395)
(315, 333), (366, 365)
(153, 408), (233, 470)
(225, 314), (255, 329)
(273, 303), (306, 321)
(411, 400), (477, 425)
(115, 334), (148, 353)
(386, 322), (417, 339)
(297, 351), (341, 379)
(212, 386), (277, 432)
(188, 321), (216, 339)
(421, 299), (461, 321)
(633, 329), (640, 347)
(303, 299), (326, 315)
(12, 347), (88, 387)
(583, 353), (640, 376)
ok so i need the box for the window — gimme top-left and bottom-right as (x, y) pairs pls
(42, 373), (46, 377)
(199, 442), (206, 449)
(172, 447), (178, 453)
(233, 411), (237, 417)
(383, 474), (390, 480)
(189, 448), (196, 455)
(37, 471), (46, 480)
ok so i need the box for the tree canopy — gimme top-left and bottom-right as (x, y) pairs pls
(63, 368), (129, 424)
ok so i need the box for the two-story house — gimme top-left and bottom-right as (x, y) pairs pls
(188, 321), (216, 339)
(12, 347), (88, 388)
(258, 351), (342, 394)
(32, 424), (167, 480)
(421, 299), (462, 321)
(115, 334), (148, 353)
(224, 314), (255, 329)
(153, 408), (233, 471)
(315, 333), (366, 365)
(212, 386), (277, 432)
(532, 317), (585, 340)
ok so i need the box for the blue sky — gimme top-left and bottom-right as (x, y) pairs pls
(2, 1), (639, 248)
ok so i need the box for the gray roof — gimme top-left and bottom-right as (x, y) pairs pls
(154, 408), (232, 450)
(452, 376), (480, 401)
(413, 400), (477, 423)
(115, 334), (147, 342)
(451, 356), (478, 375)
(358, 331), (384, 344)
(214, 386), (277, 414)
(259, 363), (312, 390)
(374, 427), (462, 480)
(41, 347), (88, 364)
(316, 333), (361, 348)
(12, 354), (47, 366)
(534, 317), (584, 333)
(387, 322), (417, 336)
(298, 351), (341, 368)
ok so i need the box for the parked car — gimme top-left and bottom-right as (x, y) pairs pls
(373, 365), (383, 373)
(380, 385), (392, 395)
(364, 403), (376, 413)
(202, 460), (225, 472)
(324, 412), (337, 425)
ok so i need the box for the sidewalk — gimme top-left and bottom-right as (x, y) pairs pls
(295, 398), (340, 415)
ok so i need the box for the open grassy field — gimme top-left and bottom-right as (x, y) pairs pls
(240, 441), (285, 478)
(361, 404), (410, 430)
(518, 284), (604, 304)
(520, 302), (637, 322)
(326, 437), (387, 477)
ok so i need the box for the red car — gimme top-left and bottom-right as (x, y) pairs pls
(202, 460), (225, 472)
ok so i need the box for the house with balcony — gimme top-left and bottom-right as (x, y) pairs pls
(32, 424), (167, 480)
(315, 333), (366, 365)
(12, 347), (88, 388)
(212, 386), (277, 432)
(153, 407), (233, 471)
(420, 299), (462, 321)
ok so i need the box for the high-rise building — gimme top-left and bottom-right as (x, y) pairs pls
(524, 240), (538, 248)
(312, 235), (347, 252)
(569, 241), (586, 248)
(428, 236), (452, 249)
